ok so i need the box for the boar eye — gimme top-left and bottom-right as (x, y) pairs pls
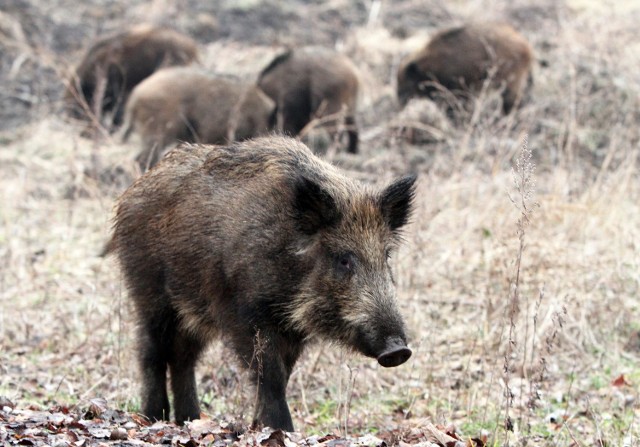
(335, 252), (356, 275)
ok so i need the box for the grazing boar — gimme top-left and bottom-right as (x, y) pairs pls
(106, 136), (416, 430)
(397, 22), (533, 113)
(122, 67), (276, 171)
(258, 47), (360, 153)
(65, 24), (198, 129)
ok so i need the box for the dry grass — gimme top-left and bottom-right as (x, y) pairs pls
(1, 0), (640, 445)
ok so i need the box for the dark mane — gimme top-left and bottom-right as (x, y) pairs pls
(88, 30), (129, 53)
(436, 25), (465, 42)
(258, 50), (293, 79)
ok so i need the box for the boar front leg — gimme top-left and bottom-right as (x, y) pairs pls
(237, 331), (303, 431)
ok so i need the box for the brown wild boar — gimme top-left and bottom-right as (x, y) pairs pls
(258, 47), (360, 153)
(106, 136), (416, 430)
(122, 67), (276, 171)
(65, 24), (198, 129)
(397, 22), (533, 113)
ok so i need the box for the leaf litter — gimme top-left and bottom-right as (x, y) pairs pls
(0, 398), (488, 447)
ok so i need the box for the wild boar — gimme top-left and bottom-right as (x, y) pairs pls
(257, 47), (360, 153)
(121, 67), (276, 171)
(65, 24), (198, 129)
(106, 136), (416, 430)
(397, 22), (533, 113)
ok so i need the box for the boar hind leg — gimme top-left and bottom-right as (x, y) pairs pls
(345, 115), (358, 154)
(169, 331), (205, 424)
(502, 77), (526, 114)
(138, 323), (171, 422)
(238, 332), (302, 431)
(139, 313), (204, 424)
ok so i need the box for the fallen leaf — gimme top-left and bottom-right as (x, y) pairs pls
(326, 439), (351, 447)
(354, 433), (386, 446)
(110, 427), (128, 440)
(188, 418), (220, 438)
(87, 426), (111, 438)
(421, 422), (459, 446)
(611, 374), (630, 387)
(86, 398), (108, 419)
(261, 429), (286, 447)
(130, 413), (151, 427)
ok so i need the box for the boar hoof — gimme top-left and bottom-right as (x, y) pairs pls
(377, 339), (412, 367)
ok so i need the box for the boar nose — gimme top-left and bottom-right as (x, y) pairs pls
(377, 337), (412, 367)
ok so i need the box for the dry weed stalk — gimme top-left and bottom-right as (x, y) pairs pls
(501, 134), (538, 445)
(336, 363), (358, 438)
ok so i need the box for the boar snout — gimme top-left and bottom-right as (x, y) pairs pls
(377, 337), (412, 367)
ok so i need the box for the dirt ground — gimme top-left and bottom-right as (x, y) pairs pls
(1, 0), (640, 446)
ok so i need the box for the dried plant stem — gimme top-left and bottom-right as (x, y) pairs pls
(503, 134), (537, 445)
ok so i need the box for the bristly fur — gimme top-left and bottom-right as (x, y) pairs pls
(65, 25), (198, 129)
(122, 68), (275, 171)
(257, 47), (360, 153)
(108, 136), (416, 431)
(397, 22), (534, 113)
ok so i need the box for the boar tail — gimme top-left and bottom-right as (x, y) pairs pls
(99, 236), (117, 258)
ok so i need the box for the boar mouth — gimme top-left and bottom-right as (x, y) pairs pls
(376, 337), (412, 367)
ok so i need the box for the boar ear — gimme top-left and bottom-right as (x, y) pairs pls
(405, 62), (421, 79)
(379, 174), (417, 232)
(293, 176), (341, 235)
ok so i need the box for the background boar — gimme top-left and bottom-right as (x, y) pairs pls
(107, 136), (416, 430)
(121, 67), (276, 171)
(397, 22), (533, 114)
(65, 24), (198, 130)
(257, 47), (360, 153)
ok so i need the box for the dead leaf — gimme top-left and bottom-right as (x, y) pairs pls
(110, 427), (128, 440)
(354, 433), (386, 446)
(85, 398), (108, 419)
(261, 429), (286, 447)
(325, 439), (351, 447)
(87, 426), (111, 438)
(175, 435), (198, 446)
(422, 422), (459, 446)
(611, 374), (630, 387)
(188, 418), (220, 437)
